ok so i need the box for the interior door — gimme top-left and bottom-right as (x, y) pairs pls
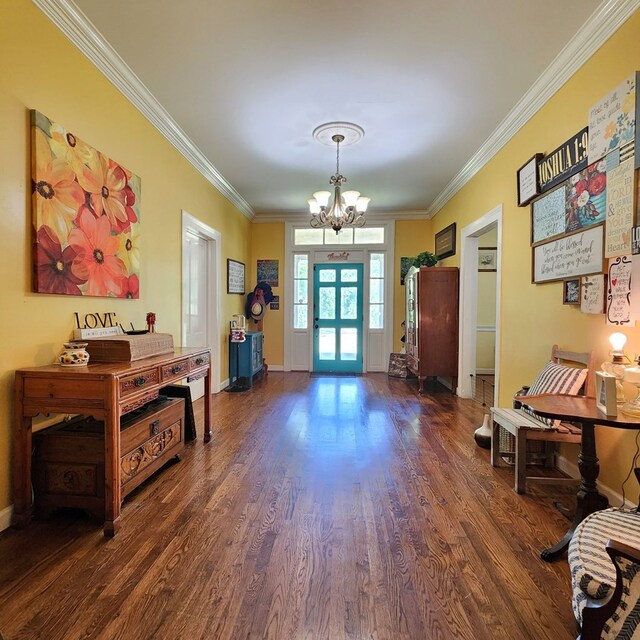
(313, 263), (363, 373)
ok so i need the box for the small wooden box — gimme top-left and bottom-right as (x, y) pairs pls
(33, 397), (184, 520)
(84, 333), (174, 362)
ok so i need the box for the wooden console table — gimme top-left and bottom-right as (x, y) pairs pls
(13, 347), (212, 537)
(520, 394), (640, 561)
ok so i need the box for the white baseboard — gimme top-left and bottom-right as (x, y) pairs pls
(0, 504), (13, 532)
(556, 454), (637, 509)
(267, 364), (284, 372)
(476, 368), (495, 375)
(219, 378), (230, 391)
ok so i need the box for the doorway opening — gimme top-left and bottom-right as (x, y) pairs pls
(181, 211), (221, 395)
(457, 205), (502, 405)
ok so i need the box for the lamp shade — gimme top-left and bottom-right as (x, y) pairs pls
(313, 191), (331, 207)
(308, 198), (321, 214)
(342, 190), (360, 207)
(355, 196), (370, 212)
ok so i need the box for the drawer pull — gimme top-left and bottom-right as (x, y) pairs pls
(134, 376), (147, 387)
(150, 420), (160, 436)
(194, 357), (204, 365)
(171, 365), (182, 374)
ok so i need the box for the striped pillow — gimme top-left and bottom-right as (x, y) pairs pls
(523, 360), (588, 427)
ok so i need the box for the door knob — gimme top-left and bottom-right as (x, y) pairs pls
(314, 324), (319, 329)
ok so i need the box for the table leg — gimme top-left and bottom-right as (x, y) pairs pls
(541, 422), (608, 561)
(12, 373), (32, 527)
(103, 386), (121, 538)
(204, 368), (212, 443)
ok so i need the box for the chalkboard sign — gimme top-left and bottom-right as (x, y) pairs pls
(531, 185), (566, 245)
(532, 225), (604, 283)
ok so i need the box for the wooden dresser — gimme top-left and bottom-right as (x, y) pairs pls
(404, 266), (459, 394)
(13, 347), (211, 537)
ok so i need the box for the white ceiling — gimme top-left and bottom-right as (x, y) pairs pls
(71, 0), (603, 216)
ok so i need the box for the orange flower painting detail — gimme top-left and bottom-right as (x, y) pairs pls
(31, 111), (141, 297)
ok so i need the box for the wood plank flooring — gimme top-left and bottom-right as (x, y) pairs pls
(0, 373), (579, 640)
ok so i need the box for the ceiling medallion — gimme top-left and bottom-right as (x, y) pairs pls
(307, 122), (370, 234)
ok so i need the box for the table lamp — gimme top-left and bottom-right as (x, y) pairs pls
(602, 331), (628, 405)
(622, 361), (640, 417)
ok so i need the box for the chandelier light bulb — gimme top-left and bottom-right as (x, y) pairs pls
(308, 198), (320, 214)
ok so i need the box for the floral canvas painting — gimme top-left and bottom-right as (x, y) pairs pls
(31, 110), (141, 298)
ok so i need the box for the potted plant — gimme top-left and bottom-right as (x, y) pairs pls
(412, 251), (438, 268)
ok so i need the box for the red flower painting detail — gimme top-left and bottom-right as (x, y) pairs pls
(31, 110), (141, 298)
(35, 226), (85, 295)
(565, 160), (606, 233)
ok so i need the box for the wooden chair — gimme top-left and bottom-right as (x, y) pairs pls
(490, 345), (596, 494)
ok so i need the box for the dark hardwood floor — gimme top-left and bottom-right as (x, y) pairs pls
(0, 373), (579, 640)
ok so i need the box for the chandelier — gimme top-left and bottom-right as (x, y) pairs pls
(307, 122), (370, 234)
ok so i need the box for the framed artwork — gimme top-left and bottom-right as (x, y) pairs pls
(581, 274), (606, 314)
(562, 279), (581, 305)
(31, 110), (141, 298)
(478, 247), (497, 272)
(595, 371), (617, 417)
(227, 259), (245, 294)
(435, 223), (456, 260)
(517, 154), (542, 206)
(257, 259), (279, 286)
(400, 257), (412, 285)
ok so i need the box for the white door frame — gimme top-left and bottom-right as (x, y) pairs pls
(457, 204), (502, 404)
(181, 210), (222, 393)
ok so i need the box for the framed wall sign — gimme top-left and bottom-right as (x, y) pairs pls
(532, 224), (604, 283)
(538, 128), (589, 193)
(435, 223), (456, 259)
(531, 184), (566, 245)
(562, 279), (581, 305)
(478, 247), (497, 272)
(517, 154), (542, 206)
(227, 259), (245, 294)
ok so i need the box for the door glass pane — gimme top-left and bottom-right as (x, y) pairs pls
(341, 287), (358, 319)
(319, 328), (336, 360)
(319, 287), (336, 319)
(319, 269), (336, 282)
(340, 328), (358, 361)
(295, 255), (308, 278)
(370, 253), (384, 278)
(370, 279), (383, 304)
(324, 228), (353, 244)
(294, 304), (307, 329)
(294, 228), (324, 245)
(370, 304), (383, 329)
(341, 269), (358, 282)
(295, 279), (308, 303)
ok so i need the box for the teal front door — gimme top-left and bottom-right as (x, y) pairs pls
(313, 263), (363, 373)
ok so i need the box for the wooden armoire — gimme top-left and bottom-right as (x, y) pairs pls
(404, 266), (459, 394)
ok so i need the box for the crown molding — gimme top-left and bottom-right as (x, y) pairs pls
(252, 209), (429, 224)
(33, 0), (254, 221)
(427, 0), (640, 218)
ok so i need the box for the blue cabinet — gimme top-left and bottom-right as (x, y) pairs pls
(229, 331), (264, 387)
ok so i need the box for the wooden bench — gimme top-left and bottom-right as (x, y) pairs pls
(490, 346), (595, 494)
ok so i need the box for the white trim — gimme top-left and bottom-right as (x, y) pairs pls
(458, 205), (502, 404)
(181, 211), (222, 394)
(476, 368), (495, 375)
(427, 0), (640, 218)
(33, 0), (254, 220)
(0, 504), (13, 532)
(220, 378), (230, 391)
(477, 325), (496, 332)
(268, 364), (284, 371)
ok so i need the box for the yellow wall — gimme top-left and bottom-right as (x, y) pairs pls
(249, 223), (285, 366)
(394, 219), (433, 350)
(0, 1), (251, 512)
(432, 10), (640, 498)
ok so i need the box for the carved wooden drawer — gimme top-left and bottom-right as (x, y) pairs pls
(120, 397), (184, 496)
(161, 358), (189, 382)
(118, 367), (159, 397)
(189, 352), (210, 370)
(406, 354), (418, 375)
